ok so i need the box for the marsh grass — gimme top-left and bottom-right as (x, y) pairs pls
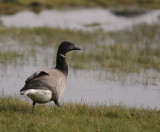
(69, 43), (160, 72)
(0, 96), (160, 132)
(84, 22), (101, 27)
(0, 24), (160, 72)
(0, 51), (24, 64)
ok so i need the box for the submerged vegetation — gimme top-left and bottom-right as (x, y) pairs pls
(0, 0), (160, 15)
(0, 96), (160, 132)
(0, 23), (160, 72)
(0, 51), (24, 64)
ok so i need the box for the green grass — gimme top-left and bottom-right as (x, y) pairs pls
(0, 23), (159, 72)
(0, 0), (160, 15)
(0, 51), (24, 64)
(0, 96), (160, 132)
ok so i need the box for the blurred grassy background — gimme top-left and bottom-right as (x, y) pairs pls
(0, 0), (160, 15)
(0, 24), (159, 73)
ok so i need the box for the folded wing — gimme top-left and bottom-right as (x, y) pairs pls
(20, 69), (66, 101)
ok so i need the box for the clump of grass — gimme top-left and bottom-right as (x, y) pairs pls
(84, 22), (101, 27)
(0, 96), (160, 131)
(0, 51), (24, 65)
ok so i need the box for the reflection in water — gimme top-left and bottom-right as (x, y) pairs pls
(0, 63), (160, 109)
(0, 9), (160, 31)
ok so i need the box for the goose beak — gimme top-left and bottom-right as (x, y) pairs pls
(74, 47), (81, 50)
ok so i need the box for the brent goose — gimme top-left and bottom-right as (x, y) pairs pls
(20, 41), (81, 112)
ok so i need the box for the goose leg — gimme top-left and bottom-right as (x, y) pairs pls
(54, 99), (60, 107)
(32, 102), (36, 113)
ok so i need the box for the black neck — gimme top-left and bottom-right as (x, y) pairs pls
(55, 53), (68, 76)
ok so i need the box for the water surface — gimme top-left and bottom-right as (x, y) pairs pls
(1, 62), (160, 109)
(1, 9), (160, 31)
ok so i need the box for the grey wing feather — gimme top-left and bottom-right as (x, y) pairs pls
(25, 71), (49, 83)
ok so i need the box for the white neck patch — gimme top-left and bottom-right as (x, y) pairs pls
(60, 54), (65, 58)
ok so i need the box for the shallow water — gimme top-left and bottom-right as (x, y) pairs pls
(1, 62), (160, 109)
(0, 9), (160, 31)
(66, 70), (160, 109)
